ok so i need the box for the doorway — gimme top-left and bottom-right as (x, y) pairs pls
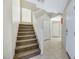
(22, 8), (32, 23)
(50, 15), (62, 39)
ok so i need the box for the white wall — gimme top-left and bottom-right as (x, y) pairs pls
(43, 20), (50, 40)
(3, 0), (13, 59)
(34, 13), (51, 41)
(3, 0), (20, 59)
(32, 12), (44, 54)
(12, 0), (20, 58)
(42, 14), (50, 40)
(65, 0), (75, 59)
(32, 11), (50, 54)
(12, 0), (20, 23)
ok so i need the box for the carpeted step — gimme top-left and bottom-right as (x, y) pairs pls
(18, 31), (35, 36)
(15, 43), (39, 54)
(17, 35), (36, 40)
(19, 24), (33, 26)
(14, 23), (40, 59)
(16, 39), (37, 46)
(14, 49), (40, 59)
(18, 29), (34, 32)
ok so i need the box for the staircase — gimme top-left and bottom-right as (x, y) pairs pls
(14, 23), (40, 59)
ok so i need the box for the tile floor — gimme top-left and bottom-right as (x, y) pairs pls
(29, 38), (69, 59)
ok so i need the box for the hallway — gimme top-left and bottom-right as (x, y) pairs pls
(30, 38), (69, 59)
(3, 0), (75, 59)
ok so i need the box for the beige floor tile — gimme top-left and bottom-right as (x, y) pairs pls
(29, 38), (69, 59)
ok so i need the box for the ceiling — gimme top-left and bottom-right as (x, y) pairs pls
(21, 0), (37, 11)
(26, 0), (69, 13)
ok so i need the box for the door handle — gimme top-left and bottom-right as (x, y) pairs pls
(74, 32), (75, 36)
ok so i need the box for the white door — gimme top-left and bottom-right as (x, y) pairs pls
(66, 1), (75, 59)
(50, 21), (61, 38)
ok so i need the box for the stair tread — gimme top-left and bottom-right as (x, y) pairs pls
(17, 39), (36, 42)
(15, 49), (39, 57)
(17, 35), (35, 37)
(19, 23), (33, 25)
(20, 25), (33, 27)
(18, 31), (34, 33)
(19, 29), (34, 30)
(16, 43), (38, 50)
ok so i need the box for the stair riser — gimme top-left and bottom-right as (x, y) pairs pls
(18, 32), (35, 36)
(17, 36), (36, 40)
(18, 30), (34, 32)
(15, 45), (39, 54)
(15, 51), (40, 59)
(19, 26), (33, 29)
(19, 24), (33, 26)
(16, 40), (37, 46)
(19, 28), (33, 30)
